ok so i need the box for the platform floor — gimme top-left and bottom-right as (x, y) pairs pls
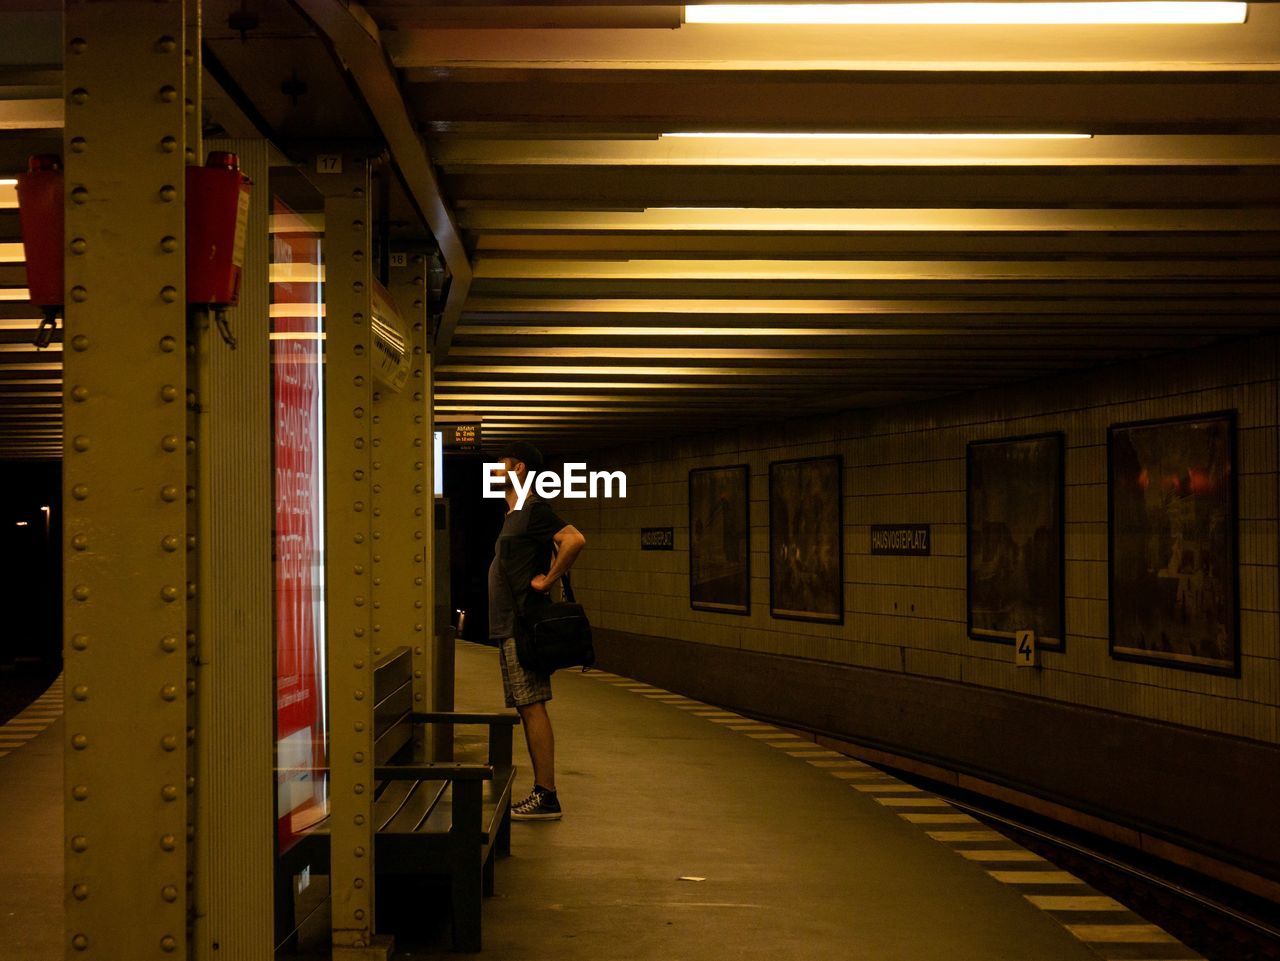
(415, 641), (1199, 961)
(0, 675), (63, 961)
(0, 652), (1201, 961)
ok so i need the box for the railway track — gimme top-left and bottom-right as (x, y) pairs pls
(895, 770), (1280, 961)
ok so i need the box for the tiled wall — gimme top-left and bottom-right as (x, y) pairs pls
(567, 335), (1280, 745)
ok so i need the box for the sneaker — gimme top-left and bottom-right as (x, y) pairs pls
(511, 787), (562, 821)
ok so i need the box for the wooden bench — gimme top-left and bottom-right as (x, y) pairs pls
(279, 646), (519, 952)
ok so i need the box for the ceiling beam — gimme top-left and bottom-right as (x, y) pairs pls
(442, 167), (1280, 208)
(0, 97), (61, 130)
(459, 296), (1280, 317)
(433, 365), (1031, 382)
(470, 257), (1280, 281)
(444, 345), (1173, 361)
(433, 134), (1280, 168)
(406, 72), (1280, 133)
(451, 325), (1258, 344)
(372, 3), (683, 30)
(468, 278), (1280, 299)
(386, 12), (1280, 73)
(290, 0), (473, 358)
(468, 273), (1280, 296)
(455, 207), (1280, 232)
(470, 233), (1280, 259)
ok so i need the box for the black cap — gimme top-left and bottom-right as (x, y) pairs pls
(498, 440), (543, 471)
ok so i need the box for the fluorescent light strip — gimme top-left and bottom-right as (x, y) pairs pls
(662, 132), (1092, 140)
(269, 263), (324, 283)
(683, 3), (1249, 25)
(269, 303), (326, 318)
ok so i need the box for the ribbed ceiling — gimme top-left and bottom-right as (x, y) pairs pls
(3, 2), (1280, 456)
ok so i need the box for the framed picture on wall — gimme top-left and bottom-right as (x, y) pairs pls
(1108, 411), (1240, 676)
(689, 465), (751, 614)
(769, 456), (843, 624)
(967, 433), (1066, 650)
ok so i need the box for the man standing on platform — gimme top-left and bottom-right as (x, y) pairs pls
(488, 441), (587, 821)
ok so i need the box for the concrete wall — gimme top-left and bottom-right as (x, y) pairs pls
(568, 334), (1280, 747)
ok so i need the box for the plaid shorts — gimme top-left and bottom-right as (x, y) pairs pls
(498, 637), (552, 708)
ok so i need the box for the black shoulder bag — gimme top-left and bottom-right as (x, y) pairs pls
(512, 571), (595, 674)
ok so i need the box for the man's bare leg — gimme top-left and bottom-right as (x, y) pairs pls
(517, 700), (556, 792)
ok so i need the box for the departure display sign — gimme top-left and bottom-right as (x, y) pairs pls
(445, 423), (481, 450)
(870, 524), (931, 556)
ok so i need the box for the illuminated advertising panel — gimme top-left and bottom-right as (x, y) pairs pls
(270, 196), (329, 854)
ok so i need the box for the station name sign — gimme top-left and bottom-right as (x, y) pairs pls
(640, 527), (675, 551)
(870, 524), (931, 556)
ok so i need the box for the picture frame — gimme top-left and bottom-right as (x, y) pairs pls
(688, 465), (751, 615)
(1108, 411), (1240, 676)
(966, 433), (1066, 651)
(768, 456), (844, 624)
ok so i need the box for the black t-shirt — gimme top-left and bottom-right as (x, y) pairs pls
(487, 498), (567, 640)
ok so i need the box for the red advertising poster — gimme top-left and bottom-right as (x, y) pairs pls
(271, 197), (329, 854)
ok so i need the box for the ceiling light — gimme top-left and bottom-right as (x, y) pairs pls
(662, 132), (1092, 140)
(683, 3), (1248, 25)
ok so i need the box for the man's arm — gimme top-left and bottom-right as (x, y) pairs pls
(530, 524), (586, 592)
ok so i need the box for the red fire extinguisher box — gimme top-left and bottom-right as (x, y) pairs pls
(186, 151), (252, 308)
(16, 152), (251, 350)
(15, 154), (64, 312)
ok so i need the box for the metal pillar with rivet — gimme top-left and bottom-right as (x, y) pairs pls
(376, 253), (432, 728)
(316, 155), (391, 960)
(183, 8), (203, 951)
(192, 138), (275, 961)
(63, 2), (194, 959)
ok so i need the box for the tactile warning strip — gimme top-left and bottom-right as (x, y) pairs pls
(0, 673), (64, 758)
(580, 667), (1204, 961)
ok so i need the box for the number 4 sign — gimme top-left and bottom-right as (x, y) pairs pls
(1015, 630), (1038, 668)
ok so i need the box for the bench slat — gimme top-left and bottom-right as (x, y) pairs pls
(419, 771), (514, 833)
(412, 711), (521, 726)
(375, 763), (494, 782)
(382, 779), (449, 834)
(372, 778), (420, 833)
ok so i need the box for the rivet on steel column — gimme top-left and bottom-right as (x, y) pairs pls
(316, 155), (389, 960)
(63, 2), (192, 959)
(377, 246), (435, 743)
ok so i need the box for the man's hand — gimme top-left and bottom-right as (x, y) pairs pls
(532, 525), (586, 595)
